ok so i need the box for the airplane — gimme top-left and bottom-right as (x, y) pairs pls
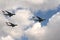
(36, 16), (45, 22)
(32, 16), (45, 22)
(2, 10), (15, 17)
(6, 22), (17, 27)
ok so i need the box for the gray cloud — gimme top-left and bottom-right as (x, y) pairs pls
(0, 0), (60, 11)
(0, 0), (60, 40)
(25, 12), (60, 40)
(0, 9), (34, 40)
(0, 9), (60, 40)
(43, 12), (60, 40)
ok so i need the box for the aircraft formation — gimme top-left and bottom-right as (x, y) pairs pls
(1, 10), (45, 27)
(2, 10), (17, 27)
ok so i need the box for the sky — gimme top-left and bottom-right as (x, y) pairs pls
(0, 0), (60, 40)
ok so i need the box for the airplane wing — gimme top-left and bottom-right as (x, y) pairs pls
(6, 22), (17, 26)
(5, 11), (12, 14)
(36, 16), (42, 19)
(5, 10), (15, 15)
(2, 10), (9, 15)
(6, 22), (11, 26)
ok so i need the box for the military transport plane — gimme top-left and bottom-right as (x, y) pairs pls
(6, 22), (17, 27)
(32, 16), (45, 22)
(2, 10), (15, 17)
(36, 16), (45, 22)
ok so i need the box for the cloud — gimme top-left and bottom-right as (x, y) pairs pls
(43, 12), (60, 40)
(10, 9), (34, 30)
(26, 0), (45, 4)
(0, 11), (9, 37)
(0, 0), (60, 11)
(0, 9), (35, 40)
(25, 22), (46, 40)
(0, 11), (23, 39)
(1, 35), (14, 40)
(25, 22), (44, 35)
(25, 12), (60, 40)
(0, 0), (60, 40)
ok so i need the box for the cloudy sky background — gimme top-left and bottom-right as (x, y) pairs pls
(0, 0), (60, 40)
